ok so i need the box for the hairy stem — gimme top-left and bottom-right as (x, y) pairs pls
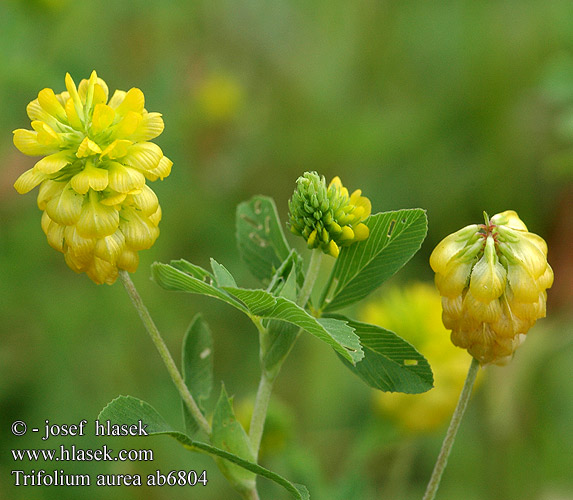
(249, 368), (276, 459)
(422, 357), (480, 500)
(249, 248), (324, 458)
(119, 270), (211, 436)
(297, 248), (323, 308)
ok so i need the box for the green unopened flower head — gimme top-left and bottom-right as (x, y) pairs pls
(288, 172), (371, 257)
(13, 71), (172, 285)
(430, 211), (553, 365)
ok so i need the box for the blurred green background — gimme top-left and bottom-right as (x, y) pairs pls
(1, 0), (572, 499)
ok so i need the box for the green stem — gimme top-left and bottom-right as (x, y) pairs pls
(249, 368), (275, 459)
(119, 270), (211, 437)
(297, 248), (323, 308)
(240, 487), (260, 500)
(422, 357), (480, 500)
(248, 248), (324, 458)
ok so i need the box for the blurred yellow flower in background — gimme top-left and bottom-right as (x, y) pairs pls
(361, 283), (473, 434)
(195, 73), (244, 123)
(13, 71), (172, 284)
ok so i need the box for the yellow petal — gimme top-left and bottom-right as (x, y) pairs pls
(37, 180), (66, 210)
(99, 190), (127, 206)
(123, 142), (162, 171)
(351, 194), (372, 221)
(64, 225), (96, 258)
(27, 99), (59, 127)
(65, 98), (83, 130)
(114, 88), (145, 115)
(126, 184), (159, 215)
(469, 241), (506, 301)
(70, 163), (109, 194)
(76, 137), (102, 158)
(92, 82), (108, 106)
(90, 103), (116, 135)
(65, 73), (85, 125)
(13, 129), (59, 156)
(94, 231), (126, 264)
(307, 228), (317, 247)
(118, 248), (139, 273)
(107, 89), (126, 109)
(353, 223), (369, 241)
(46, 219), (66, 252)
(41, 210), (52, 235)
(77, 73), (108, 104)
(45, 181), (84, 225)
(328, 240), (340, 258)
(536, 264), (554, 291)
(77, 192), (119, 238)
(492, 210), (528, 231)
(520, 232), (548, 257)
(31, 120), (61, 145)
(120, 207), (159, 250)
(144, 155), (173, 181)
(64, 249), (90, 272)
(328, 176), (342, 190)
(34, 150), (73, 174)
(106, 162), (146, 193)
(148, 205), (162, 226)
(14, 168), (48, 194)
(100, 139), (132, 159)
(130, 112), (164, 141)
(38, 88), (67, 121)
(504, 236), (548, 279)
(463, 291), (502, 323)
(340, 225), (355, 242)
(507, 263), (539, 303)
(86, 256), (118, 285)
(434, 260), (473, 298)
(429, 225), (479, 274)
(114, 111), (142, 138)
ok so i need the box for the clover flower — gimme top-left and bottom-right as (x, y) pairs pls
(430, 211), (553, 365)
(288, 172), (371, 257)
(13, 71), (172, 284)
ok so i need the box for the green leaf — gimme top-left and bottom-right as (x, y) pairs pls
(266, 249), (303, 298)
(320, 209), (428, 312)
(262, 265), (300, 372)
(170, 259), (213, 281)
(98, 396), (309, 500)
(151, 261), (248, 313)
(181, 314), (213, 436)
(333, 316), (433, 393)
(210, 258), (238, 288)
(224, 287), (363, 364)
(236, 195), (291, 283)
(152, 259), (362, 364)
(211, 385), (257, 491)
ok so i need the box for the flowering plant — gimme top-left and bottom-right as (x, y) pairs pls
(14, 87), (431, 499)
(13, 73), (554, 500)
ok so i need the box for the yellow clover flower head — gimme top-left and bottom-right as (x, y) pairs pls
(361, 283), (472, 434)
(430, 211), (553, 365)
(13, 71), (172, 285)
(287, 171), (371, 257)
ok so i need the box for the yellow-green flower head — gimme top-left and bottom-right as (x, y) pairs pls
(13, 71), (172, 285)
(288, 172), (371, 257)
(430, 211), (553, 365)
(361, 283), (475, 434)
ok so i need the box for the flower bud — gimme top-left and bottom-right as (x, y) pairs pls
(430, 211), (553, 365)
(13, 72), (172, 284)
(288, 172), (371, 257)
